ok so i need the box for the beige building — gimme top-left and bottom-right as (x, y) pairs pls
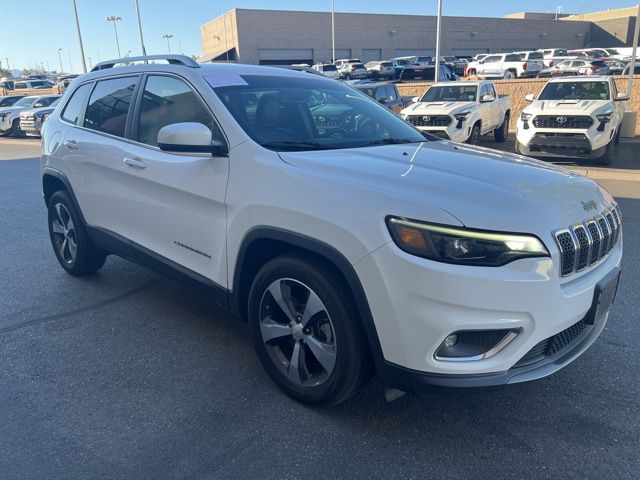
(200, 7), (634, 66)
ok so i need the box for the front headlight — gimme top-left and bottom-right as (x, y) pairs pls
(595, 110), (614, 123)
(453, 111), (471, 121)
(386, 217), (549, 266)
(520, 112), (533, 122)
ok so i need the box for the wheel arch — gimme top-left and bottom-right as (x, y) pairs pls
(42, 168), (86, 225)
(231, 227), (385, 370)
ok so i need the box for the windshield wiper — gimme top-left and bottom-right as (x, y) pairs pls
(359, 138), (424, 147)
(260, 140), (330, 151)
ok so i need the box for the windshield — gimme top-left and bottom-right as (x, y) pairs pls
(210, 74), (428, 151)
(538, 81), (611, 101)
(395, 59), (410, 66)
(606, 48), (620, 55)
(420, 85), (477, 102)
(13, 97), (36, 107)
(322, 65), (337, 71)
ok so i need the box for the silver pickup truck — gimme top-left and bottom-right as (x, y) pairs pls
(400, 80), (511, 144)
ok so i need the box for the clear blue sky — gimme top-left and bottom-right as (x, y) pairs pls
(1, 0), (635, 73)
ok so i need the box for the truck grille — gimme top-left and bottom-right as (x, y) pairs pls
(406, 115), (452, 127)
(554, 205), (621, 277)
(533, 115), (593, 129)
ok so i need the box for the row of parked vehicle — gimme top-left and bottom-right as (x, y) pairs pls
(0, 94), (61, 137)
(466, 47), (637, 79)
(310, 56), (461, 81)
(399, 74), (625, 164)
(0, 74), (79, 92)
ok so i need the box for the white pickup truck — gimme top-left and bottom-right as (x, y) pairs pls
(466, 53), (543, 79)
(516, 76), (627, 165)
(400, 80), (511, 144)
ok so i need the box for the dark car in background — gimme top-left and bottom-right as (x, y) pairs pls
(351, 81), (406, 112)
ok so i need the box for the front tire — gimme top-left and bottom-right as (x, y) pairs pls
(247, 255), (371, 405)
(599, 140), (614, 166)
(466, 123), (481, 145)
(494, 113), (510, 143)
(47, 190), (107, 276)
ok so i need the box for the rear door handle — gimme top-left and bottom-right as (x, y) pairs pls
(63, 140), (78, 150)
(123, 157), (147, 169)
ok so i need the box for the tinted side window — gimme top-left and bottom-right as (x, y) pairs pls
(62, 83), (93, 125)
(84, 76), (138, 138)
(386, 86), (397, 101)
(136, 75), (218, 147)
(505, 54), (521, 62)
(38, 97), (58, 107)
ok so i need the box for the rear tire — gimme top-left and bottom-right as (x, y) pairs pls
(47, 190), (107, 276)
(494, 113), (510, 143)
(598, 141), (614, 166)
(247, 254), (371, 406)
(466, 123), (481, 145)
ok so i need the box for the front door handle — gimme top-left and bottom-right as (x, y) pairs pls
(123, 157), (147, 169)
(63, 140), (78, 150)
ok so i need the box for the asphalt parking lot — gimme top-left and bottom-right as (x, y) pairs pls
(1, 138), (639, 479)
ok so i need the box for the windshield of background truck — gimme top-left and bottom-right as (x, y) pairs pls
(538, 81), (610, 101)
(211, 74), (426, 151)
(13, 97), (37, 107)
(420, 85), (478, 102)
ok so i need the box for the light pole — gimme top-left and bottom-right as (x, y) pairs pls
(57, 48), (64, 74)
(162, 33), (173, 53)
(434, 0), (443, 81)
(135, 0), (148, 56)
(71, 0), (87, 72)
(87, 57), (92, 68)
(3, 57), (9, 72)
(68, 51), (74, 73)
(331, 0), (335, 62)
(106, 16), (122, 57)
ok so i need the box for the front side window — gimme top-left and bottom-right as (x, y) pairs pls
(483, 55), (501, 63)
(211, 74), (427, 151)
(538, 81), (611, 101)
(135, 75), (218, 147)
(84, 76), (138, 138)
(62, 83), (93, 125)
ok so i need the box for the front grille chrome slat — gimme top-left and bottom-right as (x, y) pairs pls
(532, 115), (594, 129)
(554, 206), (621, 278)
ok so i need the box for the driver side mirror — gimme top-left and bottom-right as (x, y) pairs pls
(525, 93), (535, 102)
(615, 92), (630, 102)
(157, 122), (228, 156)
(480, 94), (494, 103)
(412, 96), (419, 103)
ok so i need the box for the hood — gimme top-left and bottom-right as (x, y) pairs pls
(278, 140), (613, 236)
(0, 106), (26, 115)
(527, 99), (611, 115)
(20, 106), (54, 117)
(401, 102), (476, 116)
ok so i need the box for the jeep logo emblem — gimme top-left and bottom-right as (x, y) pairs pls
(581, 200), (597, 212)
(422, 116), (431, 122)
(556, 116), (568, 124)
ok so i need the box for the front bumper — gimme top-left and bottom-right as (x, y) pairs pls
(409, 124), (471, 143)
(354, 236), (622, 391)
(516, 119), (616, 158)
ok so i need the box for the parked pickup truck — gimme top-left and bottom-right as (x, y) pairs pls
(466, 53), (543, 79)
(19, 98), (60, 137)
(400, 80), (511, 144)
(516, 76), (626, 165)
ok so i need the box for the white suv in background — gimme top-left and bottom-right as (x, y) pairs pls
(516, 76), (626, 164)
(41, 55), (622, 405)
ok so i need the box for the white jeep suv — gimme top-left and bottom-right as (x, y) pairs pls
(41, 55), (623, 405)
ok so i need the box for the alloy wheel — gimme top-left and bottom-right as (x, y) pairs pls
(50, 203), (77, 264)
(258, 278), (337, 387)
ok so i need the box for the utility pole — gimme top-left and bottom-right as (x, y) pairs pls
(626, 3), (640, 97)
(68, 51), (74, 73)
(434, 0), (443, 81)
(135, 0), (148, 56)
(106, 16), (122, 57)
(71, 0), (87, 72)
(162, 33), (173, 53)
(57, 49), (64, 74)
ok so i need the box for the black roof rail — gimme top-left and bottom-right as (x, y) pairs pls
(90, 54), (200, 72)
